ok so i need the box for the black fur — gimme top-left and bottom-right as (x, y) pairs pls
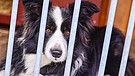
(0, 1), (135, 76)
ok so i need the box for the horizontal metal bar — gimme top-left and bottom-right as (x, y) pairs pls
(4, 0), (19, 76)
(97, 0), (118, 76)
(34, 0), (49, 76)
(118, 0), (135, 76)
(64, 0), (81, 76)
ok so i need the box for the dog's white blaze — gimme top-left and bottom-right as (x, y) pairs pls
(45, 7), (67, 62)
(71, 57), (83, 76)
(24, 54), (51, 75)
(52, 7), (63, 27)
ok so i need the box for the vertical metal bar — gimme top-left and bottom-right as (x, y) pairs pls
(118, 0), (135, 76)
(4, 0), (19, 76)
(34, 0), (49, 76)
(97, 0), (118, 76)
(64, 0), (81, 76)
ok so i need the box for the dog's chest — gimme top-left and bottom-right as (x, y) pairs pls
(23, 54), (52, 75)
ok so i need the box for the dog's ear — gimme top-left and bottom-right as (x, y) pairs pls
(22, 0), (43, 15)
(80, 1), (99, 17)
(22, 0), (52, 15)
(69, 1), (99, 17)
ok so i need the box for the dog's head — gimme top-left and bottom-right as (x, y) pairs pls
(21, 0), (99, 63)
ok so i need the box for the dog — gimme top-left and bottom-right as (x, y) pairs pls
(0, 0), (135, 76)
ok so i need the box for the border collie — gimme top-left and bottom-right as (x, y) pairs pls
(0, 0), (135, 76)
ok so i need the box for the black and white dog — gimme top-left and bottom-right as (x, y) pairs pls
(0, 0), (135, 76)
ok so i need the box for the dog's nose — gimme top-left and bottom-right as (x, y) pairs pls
(51, 49), (62, 58)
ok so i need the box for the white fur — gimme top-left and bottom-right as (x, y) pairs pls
(0, 68), (15, 76)
(71, 57), (83, 76)
(0, 70), (4, 76)
(45, 29), (67, 62)
(96, 74), (111, 76)
(52, 7), (63, 27)
(17, 28), (27, 45)
(23, 54), (51, 76)
(19, 73), (43, 76)
(45, 7), (67, 62)
(0, 69), (43, 76)
(71, 53), (86, 76)
(96, 72), (111, 76)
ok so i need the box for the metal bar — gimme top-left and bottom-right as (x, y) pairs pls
(4, 0), (19, 76)
(118, 0), (135, 76)
(34, 0), (49, 76)
(97, 0), (118, 76)
(64, 0), (81, 76)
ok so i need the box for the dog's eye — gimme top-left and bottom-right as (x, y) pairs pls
(64, 31), (70, 36)
(46, 29), (52, 34)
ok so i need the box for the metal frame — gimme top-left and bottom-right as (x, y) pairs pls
(4, 0), (135, 76)
(98, 0), (118, 76)
(118, 0), (135, 76)
(5, 0), (19, 76)
(34, 0), (50, 76)
(64, 0), (81, 76)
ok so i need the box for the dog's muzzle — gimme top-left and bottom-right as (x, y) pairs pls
(51, 49), (62, 58)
